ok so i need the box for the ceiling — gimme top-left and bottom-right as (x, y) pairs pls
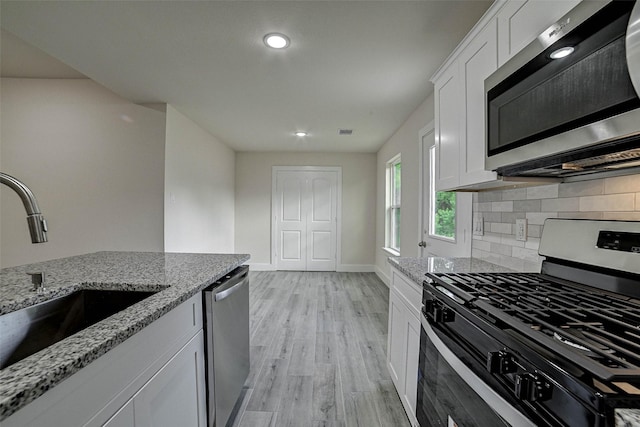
(0, 1), (492, 153)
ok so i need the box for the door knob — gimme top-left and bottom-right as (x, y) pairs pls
(418, 241), (427, 247)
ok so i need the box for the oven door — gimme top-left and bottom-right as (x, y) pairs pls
(417, 314), (536, 427)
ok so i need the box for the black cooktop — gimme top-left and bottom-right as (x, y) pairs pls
(425, 272), (640, 383)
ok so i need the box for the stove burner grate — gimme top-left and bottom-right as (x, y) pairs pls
(425, 272), (640, 381)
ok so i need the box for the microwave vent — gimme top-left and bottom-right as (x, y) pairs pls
(562, 148), (640, 170)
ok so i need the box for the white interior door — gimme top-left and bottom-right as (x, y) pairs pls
(419, 125), (472, 258)
(273, 167), (339, 271)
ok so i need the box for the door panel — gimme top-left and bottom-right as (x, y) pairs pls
(282, 177), (303, 221)
(309, 231), (331, 262)
(276, 172), (307, 270)
(281, 231), (302, 261)
(311, 177), (332, 221)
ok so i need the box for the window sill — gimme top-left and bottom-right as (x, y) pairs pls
(382, 247), (400, 257)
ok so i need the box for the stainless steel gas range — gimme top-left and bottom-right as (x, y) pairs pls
(418, 219), (640, 427)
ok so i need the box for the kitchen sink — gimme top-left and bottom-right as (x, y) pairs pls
(0, 289), (157, 370)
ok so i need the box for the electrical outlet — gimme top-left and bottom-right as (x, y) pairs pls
(473, 213), (484, 236)
(516, 219), (527, 241)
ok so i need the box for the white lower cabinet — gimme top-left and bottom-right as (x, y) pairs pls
(104, 331), (207, 427)
(387, 267), (421, 427)
(134, 331), (206, 427)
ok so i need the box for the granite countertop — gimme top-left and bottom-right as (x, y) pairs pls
(0, 251), (250, 421)
(388, 256), (514, 286)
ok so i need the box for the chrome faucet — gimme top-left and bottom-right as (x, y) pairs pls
(0, 172), (48, 243)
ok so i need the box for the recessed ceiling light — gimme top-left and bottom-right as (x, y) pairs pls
(294, 131), (308, 137)
(549, 46), (574, 59)
(264, 33), (290, 49)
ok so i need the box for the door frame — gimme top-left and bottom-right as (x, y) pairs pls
(418, 123), (472, 258)
(418, 122), (434, 258)
(271, 166), (342, 270)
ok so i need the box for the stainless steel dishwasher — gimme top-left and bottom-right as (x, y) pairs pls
(202, 265), (249, 427)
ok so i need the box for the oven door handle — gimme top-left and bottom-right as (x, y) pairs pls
(420, 314), (537, 427)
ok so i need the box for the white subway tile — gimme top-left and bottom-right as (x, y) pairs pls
(527, 225), (542, 238)
(604, 174), (640, 194)
(482, 233), (503, 243)
(491, 223), (512, 234)
(490, 242), (513, 256)
(557, 212), (603, 219)
(526, 184), (559, 200)
(512, 246), (541, 263)
(525, 238), (540, 251)
(558, 180), (604, 198)
(579, 194), (635, 212)
(478, 192), (502, 203)
(500, 235), (524, 247)
(602, 212), (640, 221)
(478, 202), (492, 212)
(492, 201), (514, 212)
(541, 197), (580, 212)
(501, 188), (528, 201)
(513, 200), (541, 212)
(472, 239), (492, 252)
(526, 212), (558, 225)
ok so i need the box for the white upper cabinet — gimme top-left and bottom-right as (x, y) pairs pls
(458, 18), (499, 188)
(432, 0), (582, 191)
(434, 62), (462, 190)
(497, 0), (581, 66)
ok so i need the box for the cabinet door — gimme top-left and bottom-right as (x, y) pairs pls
(458, 18), (498, 187)
(402, 312), (421, 427)
(434, 62), (461, 191)
(103, 400), (134, 427)
(387, 288), (407, 391)
(134, 331), (206, 427)
(497, 0), (580, 66)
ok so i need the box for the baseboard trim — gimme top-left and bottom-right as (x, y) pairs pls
(336, 264), (375, 273)
(375, 266), (390, 287)
(247, 263), (276, 271)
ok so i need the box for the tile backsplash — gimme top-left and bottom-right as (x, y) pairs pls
(472, 174), (640, 272)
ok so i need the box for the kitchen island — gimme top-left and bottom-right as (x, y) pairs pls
(0, 251), (249, 424)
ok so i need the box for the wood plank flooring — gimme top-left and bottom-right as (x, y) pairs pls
(231, 271), (411, 427)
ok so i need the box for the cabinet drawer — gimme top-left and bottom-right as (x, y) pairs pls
(391, 268), (422, 316)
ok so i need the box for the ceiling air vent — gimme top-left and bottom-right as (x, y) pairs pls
(339, 129), (353, 135)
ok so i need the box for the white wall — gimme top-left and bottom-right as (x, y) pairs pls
(164, 105), (235, 253)
(375, 95), (434, 284)
(235, 152), (376, 270)
(1, 78), (166, 268)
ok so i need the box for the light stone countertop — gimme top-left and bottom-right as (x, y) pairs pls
(0, 251), (250, 421)
(388, 256), (514, 286)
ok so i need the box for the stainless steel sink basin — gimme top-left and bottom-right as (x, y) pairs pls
(0, 289), (156, 369)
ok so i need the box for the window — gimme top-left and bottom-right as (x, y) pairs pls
(386, 155), (401, 253)
(429, 146), (456, 240)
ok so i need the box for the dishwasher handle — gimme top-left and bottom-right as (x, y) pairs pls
(215, 278), (246, 302)
(209, 265), (249, 302)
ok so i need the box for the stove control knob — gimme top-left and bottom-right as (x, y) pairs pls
(514, 373), (552, 402)
(427, 301), (455, 323)
(487, 351), (516, 374)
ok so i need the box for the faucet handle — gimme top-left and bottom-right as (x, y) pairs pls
(26, 271), (46, 292)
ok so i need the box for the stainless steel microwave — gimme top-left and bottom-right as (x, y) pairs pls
(485, 0), (640, 181)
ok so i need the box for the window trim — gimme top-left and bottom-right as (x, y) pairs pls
(385, 154), (402, 254)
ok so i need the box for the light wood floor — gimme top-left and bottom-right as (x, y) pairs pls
(230, 271), (412, 427)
